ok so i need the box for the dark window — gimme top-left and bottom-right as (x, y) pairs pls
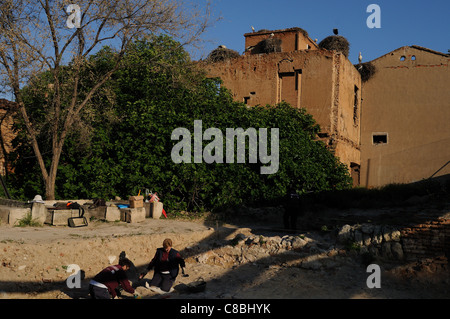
(373, 134), (388, 145)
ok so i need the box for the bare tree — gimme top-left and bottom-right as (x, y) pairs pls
(0, 0), (211, 199)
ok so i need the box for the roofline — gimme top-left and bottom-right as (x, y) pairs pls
(243, 27), (319, 49)
(410, 45), (450, 57)
(369, 45), (449, 63)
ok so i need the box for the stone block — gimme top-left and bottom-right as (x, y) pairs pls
(86, 206), (106, 220)
(354, 230), (363, 246)
(391, 242), (404, 260)
(31, 203), (47, 225)
(337, 224), (352, 243)
(8, 207), (32, 226)
(120, 207), (145, 223)
(0, 206), (9, 225)
(381, 242), (393, 259)
(47, 209), (79, 226)
(105, 206), (121, 222)
(150, 202), (163, 219)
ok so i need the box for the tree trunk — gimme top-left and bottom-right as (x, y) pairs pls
(45, 174), (56, 200)
(44, 140), (64, 200)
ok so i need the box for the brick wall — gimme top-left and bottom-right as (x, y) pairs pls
(401, 217), (450, 261)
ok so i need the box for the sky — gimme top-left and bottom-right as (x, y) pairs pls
(191, 0), (450, 64)
(1, 0), (448, 100)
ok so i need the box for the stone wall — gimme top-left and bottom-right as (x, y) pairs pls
(337, 217), (450, 263)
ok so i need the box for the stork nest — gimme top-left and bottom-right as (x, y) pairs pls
(259, 38), (282, 53)
(318, 35), (350, 57)
(355, 62), (376, 82)
(206, 48), (240, 63)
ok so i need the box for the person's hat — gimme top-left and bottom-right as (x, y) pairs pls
(32, 195), (45, 203)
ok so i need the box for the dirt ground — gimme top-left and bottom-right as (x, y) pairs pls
(0, 209), (449, 300)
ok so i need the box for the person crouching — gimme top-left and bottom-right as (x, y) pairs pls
(89, 257), (137, 299)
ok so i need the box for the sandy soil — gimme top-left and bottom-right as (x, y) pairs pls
(0, 213), (449, 300)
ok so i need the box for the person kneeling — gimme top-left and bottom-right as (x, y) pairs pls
(139, 238), (186, 293)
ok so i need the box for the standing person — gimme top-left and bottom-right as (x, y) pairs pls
(283, 187), (301, 230)
(89, 257), (138, 299)
(139, 238), (186, 293)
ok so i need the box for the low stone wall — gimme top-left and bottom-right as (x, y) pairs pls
(337, 217), (450, 263)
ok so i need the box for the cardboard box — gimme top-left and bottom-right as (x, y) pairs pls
(129, 196), (144, 208)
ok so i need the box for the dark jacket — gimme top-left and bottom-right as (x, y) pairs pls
(92, 265), (135, 298)
(284, 191), (301, 212)
(146, 248), (185, 279)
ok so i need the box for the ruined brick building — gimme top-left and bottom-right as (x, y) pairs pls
(203, 27), (450, 187)
(203, 28), (362, 185)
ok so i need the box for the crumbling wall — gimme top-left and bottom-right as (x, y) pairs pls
(337, 217), (450, 263)
(203, 32), (362, 175)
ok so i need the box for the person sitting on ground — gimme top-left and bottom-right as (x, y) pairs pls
(139, 238), (186, 293)
(89, 257), (138, 299)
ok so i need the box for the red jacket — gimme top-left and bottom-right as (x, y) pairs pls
(93, 265), (135, 298)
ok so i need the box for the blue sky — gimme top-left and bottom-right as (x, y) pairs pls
(192, 0), (450, 64)
(1, 0), (448, 100)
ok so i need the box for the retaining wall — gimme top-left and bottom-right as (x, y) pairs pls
(337, 217), (450, 263)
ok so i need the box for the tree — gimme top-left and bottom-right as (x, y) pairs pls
(0, 0), (211, 199)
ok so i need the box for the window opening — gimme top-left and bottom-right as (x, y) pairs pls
(373, 133), (388, 145)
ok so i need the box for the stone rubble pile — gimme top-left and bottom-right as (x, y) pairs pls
(188, 232), (348, 271)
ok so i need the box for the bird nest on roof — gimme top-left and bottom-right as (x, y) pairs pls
(318, 35), (350, 57)
(206, 47), (240, 63)
(355, 62), (376, 82)
(259, 37), (282, 53)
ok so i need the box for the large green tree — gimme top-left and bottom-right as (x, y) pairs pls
(8, 35), (352, 212)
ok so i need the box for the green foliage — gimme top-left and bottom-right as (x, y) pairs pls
(15, 212), (41, 227)
(6, 35), (352, 212)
